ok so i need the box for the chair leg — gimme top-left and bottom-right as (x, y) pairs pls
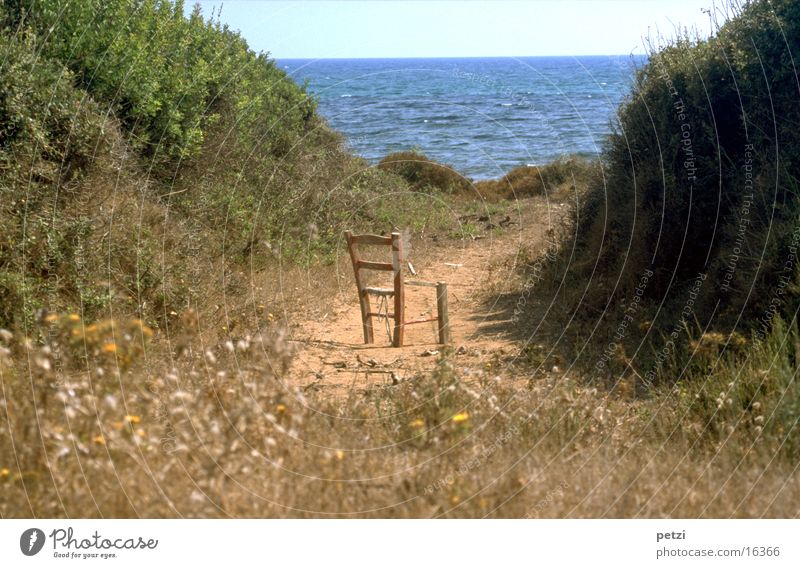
(436, 281), (450, 344)
(392, 232), (404, 347)
(346, 231), (374, 344)
(392, 302), (403, 347)
(359, 291), (374, 344)
(392, 282), (404, 347)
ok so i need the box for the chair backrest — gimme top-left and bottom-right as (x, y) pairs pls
(345, 231), (405, 346)
(345, 232), (401, 275)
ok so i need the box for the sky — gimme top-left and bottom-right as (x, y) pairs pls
(189, 0), (724, 59)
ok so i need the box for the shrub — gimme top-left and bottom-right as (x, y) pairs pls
(474, 157), (598, 201)
(377, 151), (472, 193)
(4, 0), (315, 171)
(0, 30), (102, 185)
(537, 0), (800, 380)
(661, 317), (800, 459)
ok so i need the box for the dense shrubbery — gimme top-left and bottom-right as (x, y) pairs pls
(0, 0), (414, 329)
(0, 31), (102, 183)
(0, 25), (107, 329)
(538, 0), (800, 380)
(4, 0), (315, 170)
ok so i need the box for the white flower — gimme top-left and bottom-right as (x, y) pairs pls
(104, 395), (118, 411)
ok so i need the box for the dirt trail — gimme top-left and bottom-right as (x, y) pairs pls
(286, 196), (563, 396)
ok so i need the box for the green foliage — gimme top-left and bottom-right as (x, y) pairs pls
(545, 0), (800, 378)
(662, 317), (800, 458)
(0, 27), (106, 328)
(0, 0), (424, 331)
(5, 0), (315, 171)
(0, 29), (102, 185)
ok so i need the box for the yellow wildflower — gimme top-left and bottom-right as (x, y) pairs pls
(44, 314), (59, 323)
(452, 412), (470, 424)
(68, 314), (81, 322)
(135, 429), (146, 437)
(92, 435), (106, 445)
(701, 331), (727, 344)
(335, 449), (345, 460)
(102, 343), (117, 353)
(0, 467), (10, 477)
(409, 419), (425, 428)
(729, 332), (747, 347)
(124, 415), (141, 425)
(276, 404), (287, 413)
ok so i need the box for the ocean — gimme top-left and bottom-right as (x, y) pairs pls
(279, 56), (643, 180)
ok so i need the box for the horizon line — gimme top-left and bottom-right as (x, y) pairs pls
(274, 53), (646, 60)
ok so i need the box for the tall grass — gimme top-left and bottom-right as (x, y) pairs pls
(1, 313), (797, 517)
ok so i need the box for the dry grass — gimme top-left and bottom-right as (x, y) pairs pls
(1, 311), (797, 518)
(473, 157), (598, 202)
(377, 151), (472, 194)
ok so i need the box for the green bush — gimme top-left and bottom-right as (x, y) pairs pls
(0, 28), (106, 328)
(4, 0), (315, 171)
(0, 29), (102, 185)
(542, 0), (800, 380)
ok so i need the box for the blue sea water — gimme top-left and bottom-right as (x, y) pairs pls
(279, 56), (643, 180)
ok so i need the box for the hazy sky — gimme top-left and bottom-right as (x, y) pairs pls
(190, 0), (722, 59)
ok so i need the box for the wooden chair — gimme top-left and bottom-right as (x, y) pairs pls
(345, 231), (450, 347)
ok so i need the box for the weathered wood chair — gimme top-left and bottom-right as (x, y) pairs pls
(345, 230), (450, 347)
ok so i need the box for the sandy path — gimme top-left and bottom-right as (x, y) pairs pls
(285, 196), (562, 396)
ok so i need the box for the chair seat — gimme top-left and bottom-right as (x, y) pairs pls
(363, 286), (395, 297)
